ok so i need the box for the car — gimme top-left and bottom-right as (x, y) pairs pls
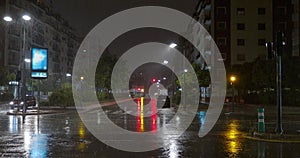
(9, 95), (37, 110)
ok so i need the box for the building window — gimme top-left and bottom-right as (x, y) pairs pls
(237, 54), (245, 61)
(217, 7), (226, 15)
(258, 8), (266, 15)
(217, 37), (227, 46)
(237, 23), (245, 30)
(237, 8), (245, 15)
(258, 23), (266, 30)
(237, 39), (245, 46)
(277, 7), (286, 16)
(217, 22), (226, 30)
(278, 22), (286, 31)
(258, 38), (266, 46)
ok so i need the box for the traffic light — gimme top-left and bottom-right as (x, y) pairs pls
(151, 78), (157, 83)
(266, 42), (274, 60)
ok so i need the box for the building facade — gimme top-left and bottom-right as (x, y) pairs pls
(0, 0), (80, 91)
(188, 0), (296, 68)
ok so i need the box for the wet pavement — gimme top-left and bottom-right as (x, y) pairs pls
(0, 101), (300, 157)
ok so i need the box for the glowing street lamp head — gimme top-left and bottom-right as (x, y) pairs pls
(24, 58), (31, 63)
(3, 16), (12, 22)
(230, 76), (236, 82)
(22, 15), (31, 21)
(169, 43), (177, 48)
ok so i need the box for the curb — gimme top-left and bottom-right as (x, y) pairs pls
(6, 110), (64, 116)
(244, 133), (300, 143)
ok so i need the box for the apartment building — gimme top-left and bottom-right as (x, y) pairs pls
(0, 0), (80, 88)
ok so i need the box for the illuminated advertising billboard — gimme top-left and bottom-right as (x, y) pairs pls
(31, 72), (48, 78)
(31, 47), (48, 79)
(31, 47), (48, 71)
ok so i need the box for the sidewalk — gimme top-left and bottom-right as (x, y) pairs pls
(228, 103), (300, 143)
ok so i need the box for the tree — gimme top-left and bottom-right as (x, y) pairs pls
(192, 63), (211, 87)
(0, 66), (15, 86)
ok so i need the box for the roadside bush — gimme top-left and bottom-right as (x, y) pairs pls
(172, 91), (181, 106)
(39, 100), (50, 106)
(283, 89), (300, 106)
(96, 92), (113, 101)
(49, 87), (74, 107)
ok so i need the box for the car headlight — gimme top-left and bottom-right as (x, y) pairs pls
(9, 101), (14, 105)
(20, 101), (24, 105)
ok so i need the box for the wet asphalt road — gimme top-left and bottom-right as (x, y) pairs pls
(0, 101), (300, 158)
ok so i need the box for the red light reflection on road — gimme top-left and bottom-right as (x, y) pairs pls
(151, 98), (157, 132)
(136, 97), (157, 133)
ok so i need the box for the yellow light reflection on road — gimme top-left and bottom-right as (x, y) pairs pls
(78, 121), (86, 152)
(224, 119), (243, 157)
(137, 97), (144, 132)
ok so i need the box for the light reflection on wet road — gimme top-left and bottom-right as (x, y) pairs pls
(0, 100), (300, 157)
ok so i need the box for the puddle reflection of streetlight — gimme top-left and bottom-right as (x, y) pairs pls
(151, 98), (157, 132)
(78, 121), (86, 152)
(224, 119), (243, 157)
(23, 116), (48, 158)
(136, 97), (157, 132)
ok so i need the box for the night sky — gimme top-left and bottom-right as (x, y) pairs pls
(52, 0), (198, 36)
(52, 0), (199, 81)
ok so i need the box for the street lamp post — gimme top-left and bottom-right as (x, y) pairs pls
(230, 75), (236, 112)
(169, 43), (187, 106)
(3, 14), (31, 113)
(265, 32), (284, 134)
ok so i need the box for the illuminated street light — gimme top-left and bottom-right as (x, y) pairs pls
(3, 16), (12, 22)
(169, 43), (177, 48)
(230, 76), (236, 83)
(24, 58), (31, 63)
(184, 69), (188, 73)
(22, 15), (31, 21)
(3, 14), (31, 113)
(66, 73), (72, 77)
(80, 76), (84, 80)
(163, 60), (168, 64)
(230, 75), (236, 112)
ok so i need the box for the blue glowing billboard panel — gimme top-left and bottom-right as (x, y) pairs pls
(31, 72), (48, 79)
(31, 47), (48, 71)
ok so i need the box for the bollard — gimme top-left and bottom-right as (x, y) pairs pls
(257, 108), (265, 133)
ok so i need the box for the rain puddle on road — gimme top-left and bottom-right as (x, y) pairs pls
(223, 119), (245, 157)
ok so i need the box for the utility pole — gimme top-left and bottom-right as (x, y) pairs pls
(275, 32), (283, 134)
(266, 31), (284, 134)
